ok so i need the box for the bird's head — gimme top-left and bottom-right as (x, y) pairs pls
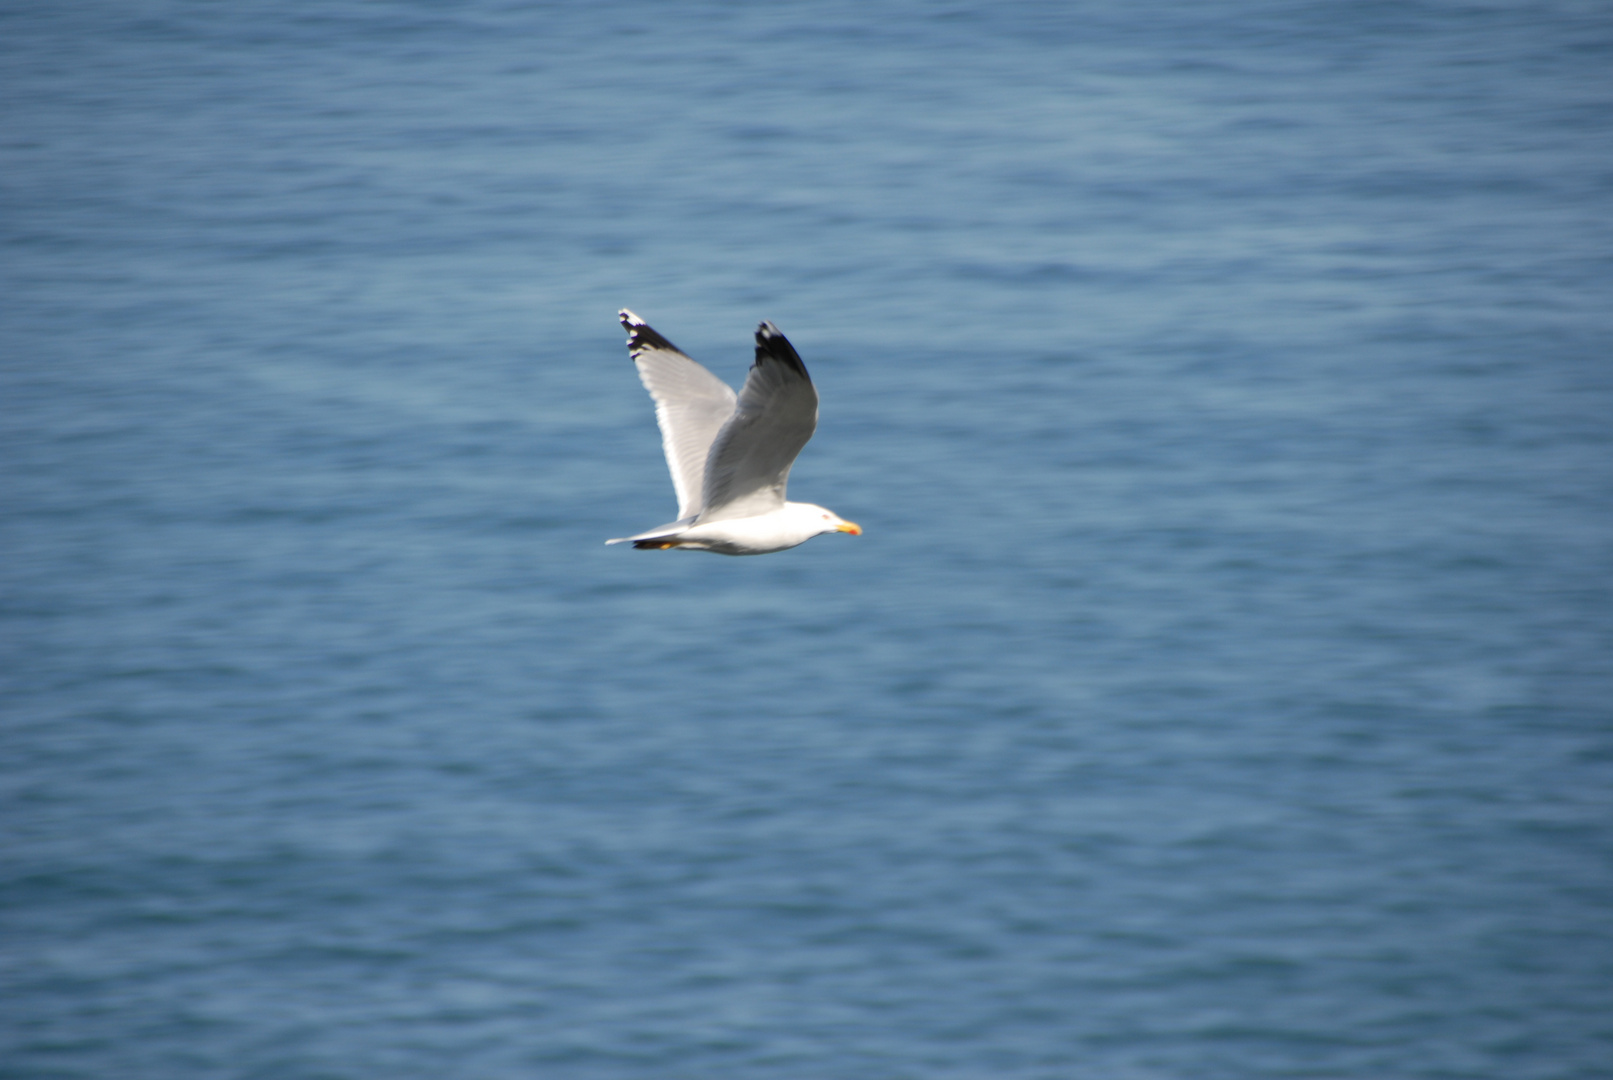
(795, 503), (861, 537)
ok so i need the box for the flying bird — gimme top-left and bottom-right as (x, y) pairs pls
(608, 310), (861, 556)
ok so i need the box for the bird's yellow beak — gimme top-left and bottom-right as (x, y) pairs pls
(836, 521), (862, 535)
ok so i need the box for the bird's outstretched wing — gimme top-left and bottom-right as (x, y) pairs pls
(697, 321), (819, 522)
(619, 309), (738, 520)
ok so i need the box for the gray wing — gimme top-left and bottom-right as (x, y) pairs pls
(697, 321), (819, 523)
(620, 309), (737, 521)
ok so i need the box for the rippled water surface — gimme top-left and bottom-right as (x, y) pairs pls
(4, 3), (1612, 1077)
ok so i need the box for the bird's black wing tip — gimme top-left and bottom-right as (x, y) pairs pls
(619, 309), (683, 358)
(754, 320), (809, 377)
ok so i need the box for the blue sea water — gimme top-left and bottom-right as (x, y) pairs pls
(4, 2), (1612, 1077)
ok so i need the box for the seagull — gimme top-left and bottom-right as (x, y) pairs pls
(608, 309), (861, 556)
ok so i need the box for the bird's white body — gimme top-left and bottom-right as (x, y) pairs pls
(612, 501), (858, 556)
(607, 311), (860, 556)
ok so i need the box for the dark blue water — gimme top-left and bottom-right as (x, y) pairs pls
(5, 3), (1612, 1077)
